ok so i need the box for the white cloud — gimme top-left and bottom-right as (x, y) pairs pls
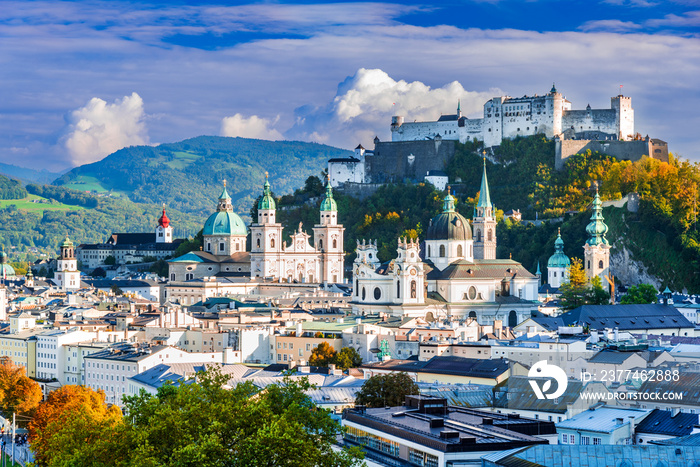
(286, 68), (502, 148)
(220, 113), (284, 140)
(63, 92), (148, 166)
(579, 19), (643, 32)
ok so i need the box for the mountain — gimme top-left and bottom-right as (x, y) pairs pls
(0, 162), (62, 185)
(53, 136), (352, 217)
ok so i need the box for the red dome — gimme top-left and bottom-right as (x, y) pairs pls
(158, 208), (170, 228)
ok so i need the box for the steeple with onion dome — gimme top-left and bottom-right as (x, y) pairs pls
(548, 228), (570, 288)
(258, 172), (276, 224)
(583, 185), (612, 293)
(156, 205), (173, 244)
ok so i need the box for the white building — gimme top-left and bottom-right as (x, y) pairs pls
(328, 145), (368, 188)
(391, 86), (634, 148)
(35, 329), (96, 382)
(54, 237), (80, 291)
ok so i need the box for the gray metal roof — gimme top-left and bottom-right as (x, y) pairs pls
(587, 349), (641, 364)
(635, 409), (698, 437)
(483, 445), (700, 466)
(561, 304), (694, 331)
(556, 406), (650, 433)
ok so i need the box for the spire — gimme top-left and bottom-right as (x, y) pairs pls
(442, 186), (456, 213)
(585, 187), (609, 246)
(320, 182), (337, 212)
(258, 172), (276, 211)
(457, 99), (462, 117)
(548, 227), (570, 268)
(158, 205), (170, 228)
(536, 262), (541, 276)
(554, 227), (564, 252)
(550, 82), (557, 94)
(476, 157), (493, 209)
(217, 180), (233, 212)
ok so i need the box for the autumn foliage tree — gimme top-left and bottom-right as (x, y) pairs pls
(309, 341), (337, 367)
(0, 357), (42, 419)
(28, 385), (124, 467)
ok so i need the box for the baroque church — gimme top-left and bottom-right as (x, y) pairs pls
(350, 162), (541, 327)
(168, 176), (344, 284)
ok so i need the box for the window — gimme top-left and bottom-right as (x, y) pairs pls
(592, 438), (601, 445)
(271, 238), (275, 248)
(319, 239), (323, 249)
(457, 244), (463, 257)
(333, 239), (337, 248)
(397, 280), (401, 299)
(256, 238), (261, 248)
(373, 287), (381, 300)
(580, 436), (590, 445)
(439, 245), (445, 257)
(598, 260), (603, 269)
(362, 287), (366, 301)
(562, 434), (568, 444)
(219, 242), (225, 252)
(487, 229), (493, 241)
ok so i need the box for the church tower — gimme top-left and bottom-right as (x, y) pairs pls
(393, 237), (424, 305)
(155, 206), (173, 243)
(583, 188), (611, 292)
(313, 183), (345, 283)
(203, 181), (247, 256)
(473, 159), (497, 260)
(54, 237), (80, 291)
(548, 228), (570, 289)
(250, 174), (284, 279)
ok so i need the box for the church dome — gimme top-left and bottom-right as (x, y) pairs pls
(320, 183), (337, 212)
(0, 250), (15, 278)
(258, 176), (276, 211)
(203, 211), (247, 236)
(426, 192), (471, 241)
(548, 229), (570, 268)
(158, 208), (170, 228)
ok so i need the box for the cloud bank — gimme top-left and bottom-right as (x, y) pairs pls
(63, 93), (149, 166)
(220, 114), (283, 140)
(285, 68), (502, 148)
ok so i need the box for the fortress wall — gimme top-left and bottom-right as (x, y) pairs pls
(562, 109), (616, 135)
(391, 120), (460, 142)
(367, 139), (456, 183)
(555, 139), (654, 170)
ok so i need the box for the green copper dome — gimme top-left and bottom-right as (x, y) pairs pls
(0, 249), (15, 278)
(320, 183), (337, 212)
(548, 229), (570, 268)
(203, 211), (247, 236)
(258, 175), (276, 211)
(61, 236), (74, 248)
(427, 191), (471, 241)
(585, 190), (609, 246)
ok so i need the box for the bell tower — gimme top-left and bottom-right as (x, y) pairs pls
(250, 173), (284, 279)
(583, 188), (611, 292)
(155, 205), (173, 244)
(313, 182), (345, 283)
(473, 158), (497, 260)
(54, 237), (80, 291)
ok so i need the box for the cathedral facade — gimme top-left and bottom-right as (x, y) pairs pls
(351, 165), (540, 327)
(168, 177), (344, 284)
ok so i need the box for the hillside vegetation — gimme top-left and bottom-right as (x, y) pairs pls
(272, 136), (700, 292)
(54, 136), (352, 216)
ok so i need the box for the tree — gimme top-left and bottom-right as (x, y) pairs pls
(333, 347), (363, 370)
(148, 258), (169, 277)
(355, 372), (419, 408)
(0, 357), (42, 419)
(559, 258), (589, 310)
(104, 255), (116, 266)
(122, 368), (363, 466)
(91, 267), (107, 277)
(620, 283), (659, 304)
(28, 385), (124, 467)
(309, 342), (337, 367)
(587, 275), (611, 305)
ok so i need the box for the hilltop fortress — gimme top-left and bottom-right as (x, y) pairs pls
(329, 85), (668, 187)
(390, 84), (667, 170)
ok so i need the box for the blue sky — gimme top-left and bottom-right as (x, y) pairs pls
(1, 0), (699, 171)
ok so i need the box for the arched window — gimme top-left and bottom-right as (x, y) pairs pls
(428, 246), (431, 256)
(457, 245), (463, 257)
(333, 239), (337, 248)
(397, 280), (401, 299)
(271, 238), (275, 248)
(587, 260), (591, 270)
(468, 311), (477, 319)
(439, 245), (446, 257)
(487, 229), (493, 241)
(355, 279), (359, 295)
(598, 260), (603, 269)
(410, 280), (417, 298)
(476, 230), (482, 242)
(319, 239), (323, 249)
(508, 310), (518, 328)
(362, 287), (366, 301)
(256, 238), (261, 248)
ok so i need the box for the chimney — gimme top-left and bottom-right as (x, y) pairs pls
(494, 320), (503, 339)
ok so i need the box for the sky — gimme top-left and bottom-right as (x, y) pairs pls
(1, 0), (699, 172)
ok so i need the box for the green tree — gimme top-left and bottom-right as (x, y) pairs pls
(559, 258), (589, 310)
(104, 255), (116, 266)
(309, 342), (337, 367)
(620, 283), (659, 304)
(333, 347), (363, 370)
(587, 275), (611, 305)
(149, 259), (169, 277)
(355, 372), (419, 408)
(122, 368), (362, 466)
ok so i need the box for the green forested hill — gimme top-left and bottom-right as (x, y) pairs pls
(54, 136), (352, 216)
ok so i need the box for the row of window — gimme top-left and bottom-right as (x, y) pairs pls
(344, 426), (400, 458)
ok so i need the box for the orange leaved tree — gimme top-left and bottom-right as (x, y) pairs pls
(0, 356), (42, 419)
(28, 385), (125, 467)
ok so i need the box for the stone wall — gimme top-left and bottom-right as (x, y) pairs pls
(365, 139), (456, 183)
(555, 138), (668, 170)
